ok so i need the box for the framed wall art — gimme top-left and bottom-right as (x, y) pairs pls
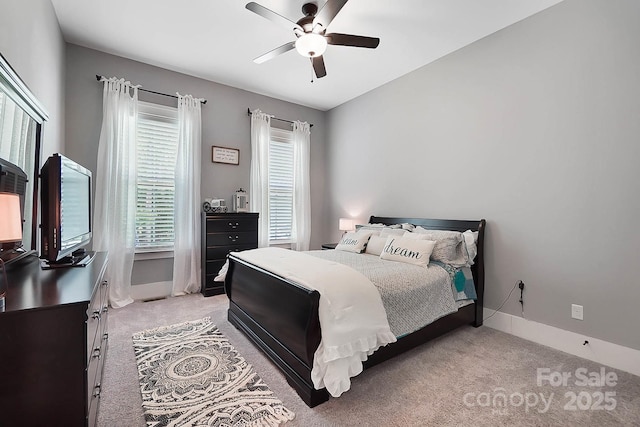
(212, 146), (239, 165)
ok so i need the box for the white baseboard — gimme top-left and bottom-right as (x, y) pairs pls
(483, 308), (640, 377)
(130, 281), (172, 301)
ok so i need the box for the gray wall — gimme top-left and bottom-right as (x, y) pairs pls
(326, 0), (640, 351)
(0, 0), (66, 160)
(64, 44), (328, 285)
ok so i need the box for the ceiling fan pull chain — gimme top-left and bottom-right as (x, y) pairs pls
(310, 58), (314, 83)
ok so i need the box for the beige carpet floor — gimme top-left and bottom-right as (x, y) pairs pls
(98, 293), (640, 426)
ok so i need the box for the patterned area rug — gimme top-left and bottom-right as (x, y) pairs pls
(132, 317), (295, 427)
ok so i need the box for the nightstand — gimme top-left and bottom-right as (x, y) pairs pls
(321, 243), (338, 250)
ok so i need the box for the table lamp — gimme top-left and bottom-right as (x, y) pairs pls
(339, 218), (355, 236)
(0, 192), (23, 310)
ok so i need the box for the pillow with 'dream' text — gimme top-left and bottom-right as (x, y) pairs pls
(335, 231), (373, 253)
(379, 236), (436, 267)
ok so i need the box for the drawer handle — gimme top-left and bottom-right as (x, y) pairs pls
(92, 310), (101, 321)
(228, 235), (239, 242)
(93, 384), (101, 398)
(92, 347), (101, 359)
(101, 280), (108, 287)
(101, 305), (108, 314)
(228, 222), (237, 229)
(103, 333), (109, 341)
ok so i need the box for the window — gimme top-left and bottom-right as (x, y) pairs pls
(135, 102), (179, 252)
(268, 128), (294, 243)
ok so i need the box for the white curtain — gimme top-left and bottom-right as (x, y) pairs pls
(93, 77), (139, 308)
(249, 109), (271, 248)
(291, 121), (311, 251)
(172, 94), (203, 295)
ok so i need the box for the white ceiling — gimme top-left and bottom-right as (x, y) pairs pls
(50, 0), (563, 111)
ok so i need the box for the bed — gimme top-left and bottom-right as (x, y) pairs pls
(224, 215), (485, 407)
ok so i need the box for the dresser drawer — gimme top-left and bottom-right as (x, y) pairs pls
(100, 280), (109, 332)
(205, 259), (227, 276)
(87, 381), (101, 427)
(87, 328), (107, 424)
(86, 341), (102, 403)
(206, 231), (257, 247)
(86, 294), (102, 365)
(87, 279), (108, 364)
(206, 244), (256, 261)
(203, 274), (225, 294)
(99, 279), (109, 309)
(206, 217), (258, 233)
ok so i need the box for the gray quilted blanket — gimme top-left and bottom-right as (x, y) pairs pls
(308, 250), (458, 338)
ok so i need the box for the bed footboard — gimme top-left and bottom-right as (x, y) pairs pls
(225, 254), (329, 406)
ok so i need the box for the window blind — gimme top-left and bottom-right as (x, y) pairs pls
(269, 128), (294, 242)
(135, 102), (179, 251)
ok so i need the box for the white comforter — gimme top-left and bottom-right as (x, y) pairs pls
(232, 247), (397, 397)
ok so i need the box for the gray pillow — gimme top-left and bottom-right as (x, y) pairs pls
(411, 227), (467, 267)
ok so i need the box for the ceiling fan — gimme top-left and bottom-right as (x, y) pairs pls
(246, 0), (380, 79)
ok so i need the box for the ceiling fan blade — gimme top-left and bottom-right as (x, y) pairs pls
(253, 42), (296, 64)
(313, 0), (349, 29)
(326, 33), (380, 49)
(312, 56), (327, 78)
(246, 2), (303, 33)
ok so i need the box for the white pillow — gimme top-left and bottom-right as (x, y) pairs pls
(379, 228), (406, 237)
(365, 235), (387, 256)
(402, 231), (431, 240)
(356, 223), (402, 233)
(360, 223), (402, 229)
(335, 231), (372, 253)
(380, 236), (436, 267)
(462, 230), (479, 265)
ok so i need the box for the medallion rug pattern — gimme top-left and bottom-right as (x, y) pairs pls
(132, 317), (295, 426)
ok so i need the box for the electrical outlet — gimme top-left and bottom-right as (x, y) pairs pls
(518, 281), (525, 305)
(571, 304), (584, 320)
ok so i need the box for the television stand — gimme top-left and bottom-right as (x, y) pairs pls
(40, 251), (95, 269)
(1, 252), (109, 426)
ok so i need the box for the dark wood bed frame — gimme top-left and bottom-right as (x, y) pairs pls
(225, 216), (486, 407)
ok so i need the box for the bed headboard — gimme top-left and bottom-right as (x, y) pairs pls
(369, 215), (486, 327)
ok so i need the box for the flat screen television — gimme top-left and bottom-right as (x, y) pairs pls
(40, 154), (93, 266)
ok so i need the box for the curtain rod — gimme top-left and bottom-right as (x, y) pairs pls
(247, 108), (313, 127)
(95, 75), (207, 104)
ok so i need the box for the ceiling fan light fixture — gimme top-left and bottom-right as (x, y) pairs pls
(295, 33), (327, 58)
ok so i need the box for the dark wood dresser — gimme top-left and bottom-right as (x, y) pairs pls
(0, 252), (109, 427)
(201, 212), (258, 296)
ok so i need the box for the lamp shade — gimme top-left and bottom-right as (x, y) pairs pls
(0, 193), (22, 243)
(339, 218), (355, 232)
(295, 33), (328, 58)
